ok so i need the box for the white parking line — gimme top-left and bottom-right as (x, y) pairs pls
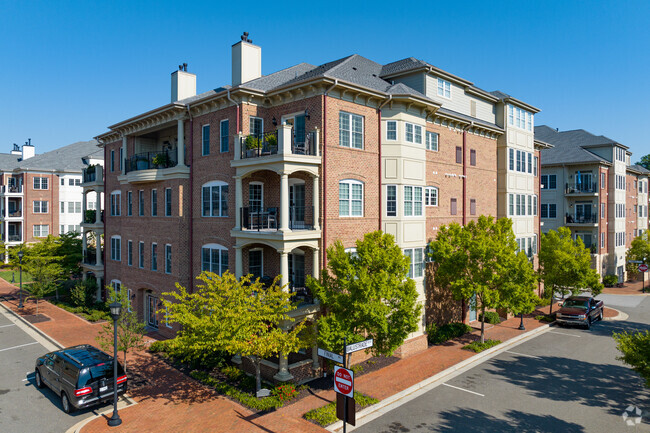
(442, 382), (485, 397)
(0, 324), (16, 328)
(548, 331), (581, 338)
(505, 350), (542, 359)
(0, 341), (39, 352)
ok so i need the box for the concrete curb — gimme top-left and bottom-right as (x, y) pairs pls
(0, 299), (64, 349)
(65, 397), (137, 433)
(327, 323), (553, 432)
(604, 307), (629, 321)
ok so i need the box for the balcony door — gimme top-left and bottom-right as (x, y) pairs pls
(575, 203), (592, 222)
(147, 294), (158, 328)
(288, 252), (305, 289)
(575, 173), (592, 192)
(289, 182), (305, 229)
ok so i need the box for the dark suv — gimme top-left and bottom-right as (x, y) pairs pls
(34, 345), (127, 413)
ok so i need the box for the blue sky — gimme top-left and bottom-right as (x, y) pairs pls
(1, 0), (648, 160)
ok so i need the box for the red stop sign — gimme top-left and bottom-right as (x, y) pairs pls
(639, 264), (648, 272)
(334, 366), (354, 397)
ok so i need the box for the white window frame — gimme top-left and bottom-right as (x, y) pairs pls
(33, 176), (48, 190)
(127, 240), (133, 266)
(425, 186), (438, 207)
(426, 131), (439, 151)
(386, 121), (397, 141)
(151, 243), (157, 271)
(110, 191), (121, 216)
(386, 185), (397, 217)
(33, 224), (49, 238)
(248, 248), (263, 280)
(138, 241), (144, 268)
(33, 200), (48, 214)
(202, 124), (210, 156)
(127, 191), (132, 216)
(404, 247), (425, 278)
(404, 186), (423, 217)
(220, 119), (229, 153)
(339, 179), (364, 217)
(201, 243), (229, 276)
(111, 236), (121, 261)
(151, 189), (158, 216)
(138, 190), (144, 216)
(248, 182), (264, 213)
(405, 123), (423, 144)
(249, 116), (263, 137)
(165, 188), (172, 216)
(202, 181), (229, 217)
(165, 244), (172, 274)
(437, 77), (451, 99)
(339, 112), (364, 149)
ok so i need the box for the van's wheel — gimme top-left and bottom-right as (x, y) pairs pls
(35, 370), (43, 389)
(61, 392), (74, 414)
(585, 317), (591, 330)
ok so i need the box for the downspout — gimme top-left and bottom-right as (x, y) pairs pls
(103, 141), (108, 299)
(51, 172), (54, 234)
(322, 79), (338, 268)
(377, 95), (393, 232)
(227, 89), (240, 134)
(186, 105), (194, 293)
(462, 122), (473, 226)
(538, 150), (542, 297)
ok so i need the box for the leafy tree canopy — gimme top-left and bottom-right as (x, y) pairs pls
(308, 231), (421, 357)
(614, 330), (650, 388)
(636, 154), (650, 171)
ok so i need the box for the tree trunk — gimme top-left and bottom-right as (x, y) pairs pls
(548, 289), (554, 315)
(35, 298), (38, 314)
(481, 307), (485, 344)
(254, 357), (262, 393)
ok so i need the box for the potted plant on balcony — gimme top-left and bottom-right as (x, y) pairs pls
(266, 133), (277, 151)
(152, 152), (171, 168)
(245, 135), (261, 157)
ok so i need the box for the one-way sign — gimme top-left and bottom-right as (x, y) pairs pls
(345, 338), (374, 354)
(317, 348), (344, 364)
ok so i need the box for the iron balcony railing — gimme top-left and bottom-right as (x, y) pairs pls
(240, 131), (279, 159)
(83, 168), (97, 183)
(565, 182), (598, 194)
(6, 210), (22, 218)
(291, 131), (317, 156)
(124, 148), (178, 173)
(83, 210), (104, 224)
(565, 213), (598, 224)
(1, 185), (22, 194)
(83, 249), (104, 265)
(240, 206), (315, 231)
(290, 286), (314, 305)
(7, 234), (21, 242)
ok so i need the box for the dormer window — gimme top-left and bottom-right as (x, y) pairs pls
(437, 78), (451, 99)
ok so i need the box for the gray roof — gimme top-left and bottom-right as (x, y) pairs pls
(437, 107), (501, 131)
(488, 90), (510, 100)
(380, 57), (429, 77)
(0, 153), (22, 171)
(535, 126), (613, 166)
(5, 140), (102, 173)
(629, 164), (650, 174)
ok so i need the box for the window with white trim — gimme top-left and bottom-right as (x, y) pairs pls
(533, 156), (538, 176)
(426, 131), (438, 151)
(151, 189), (158, 216)
(165, 306), (172, 328)
(541, 174), (556, 189)
(386, 121), (397, 141)
(386, 185), (397, 217)
(110, 236), (121, 261)
(138, 190), (144, 216)
(249, 182), (263, 213)
(202, 124), (210, 156)
(404, 186), (423, 217)
(110, 191), (121, 216)
(250, 116), (263, 137)
(138, 241), (144, 268)
(437, 78), (451, 98)
(405, 123), (422, 144)
(202, 244), (229, 275)
(339, 112), (363, 149)
(202, 181), (228, 217)
(33, 177), (48, 190)
(220, 119), (229, 152)
(165, 244), (172, 274)
(404, 248), (424, 278)
(509, 149), (515, 171)
(425, 187), (438, 207)
(601, 232), (605, 248)
(33, 224), (49, 237)
(127, 240), (133, 266)
(151, 243), (157, 271)
(507, 104), (533, 131)
(127, 191), (132, 216)
(509, 194), (514, 216)
(33, 200), (48, 213)
(339, 180), (363, 217)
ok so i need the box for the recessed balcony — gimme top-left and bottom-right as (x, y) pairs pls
(565, 182), (599, 196)
(565, 213), (599, 227)
(0, 185), (23, 195)
(119, 149), (189, 184)
(82, 165), (104, 190)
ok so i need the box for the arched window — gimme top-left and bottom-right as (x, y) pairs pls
(110, 190), (121, 216)
(339, 180), (363, 217)
(201, 243), (229, 276)
(202, 181), (228, 217)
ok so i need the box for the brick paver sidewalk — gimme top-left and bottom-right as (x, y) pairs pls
(1, 277), (571, 433)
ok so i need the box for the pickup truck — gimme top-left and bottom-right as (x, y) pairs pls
(555, 296), (604, 329)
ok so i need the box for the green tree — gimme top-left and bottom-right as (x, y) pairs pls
(24, 276), (57, 314)
(162, 272), (306, 392)
(626, 235), (650, 280)
(636, 154), (650, 171)
(96, 286), (146, 374)
(613, 330), (650, 388)
(538, 227), (604, 314)
(307, 231), (421, 359)
(429, 216), (538, 343)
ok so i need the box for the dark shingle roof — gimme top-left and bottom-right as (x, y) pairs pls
(629, 164), (650, 174)
(535, 126), (613, 166)
(488, 90), (510, 100)
(14, 140), (101, 172)
(241, 63), (316, 91)
(0, 153), (22, 171)
(380, 57), (429, 77)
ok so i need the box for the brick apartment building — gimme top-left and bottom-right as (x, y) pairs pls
(536, 126), (649, 281)
(0, 140), (102, 258)
(93, 34), (544, 381)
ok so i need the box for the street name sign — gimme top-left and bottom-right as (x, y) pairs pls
(345, 338), (374, 354)
(629, 260), (644, 264)
(334, 366), (354, 397)
(318, 348), (344, 364)
(639, 264), (648, 273)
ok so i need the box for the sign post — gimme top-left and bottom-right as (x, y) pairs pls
(639, 263), (648, 293)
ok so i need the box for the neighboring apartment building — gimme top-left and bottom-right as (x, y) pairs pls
(0, 141), (102, 258)
(94, 34), (542, 381)
(536, 126), (649, 281)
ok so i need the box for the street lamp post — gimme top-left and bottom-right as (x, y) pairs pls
(18, 250), (24, 309)
(107, 301), (122, 427)
(518, 312), (525, 331)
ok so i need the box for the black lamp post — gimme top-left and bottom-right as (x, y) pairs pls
(107, 301), (122, 427)
(17, 250), (24, 309)
(518, 312), (525, 331)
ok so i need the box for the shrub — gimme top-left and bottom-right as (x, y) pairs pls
(535, 314), (555, 323)
(221, 365), (244, 382)
(603, 274), (618, 287)
(70, 279), (97, 308)
(463, 339), (501, 353)
(304, 392), (379, 426)
(151, 338), (229, 370)
(427, 322), (472, 345)
(190, 370), (282, 411)
(149, 340), (168, 353)
(478, 311), (501, 324)
(271, 383), (298, 403)
(351, 364), (364, 375)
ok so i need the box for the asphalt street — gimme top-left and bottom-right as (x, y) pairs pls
(0, 306), (111, 433)
(354, 294), (650, 433)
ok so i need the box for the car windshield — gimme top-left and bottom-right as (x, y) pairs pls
(77, 362), (125, 388)
(563, 299), (588, 308)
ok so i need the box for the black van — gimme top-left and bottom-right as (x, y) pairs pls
(34, 345), (127, 413)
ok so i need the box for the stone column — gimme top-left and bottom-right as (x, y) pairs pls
(312, 248), (320, 279)
(177, 119), (185, 166)
(279, 250), (289, 290)
(235, 176), (243, 230)
(235, 246), (243, 279)
(311, 344), (320, 370)
(96, 231), (102, 266)
(279, 123), (292, 155)
(273, 352), (293, 382)
(4, 195), (8, 218)
(122, 136), (127, 173)
(82, 231), (87, 257)
(280, 172), (289, 231)
(82, 191), (87, 219)
(313, 175), (320, 230)
(95, 192), (101, 223)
